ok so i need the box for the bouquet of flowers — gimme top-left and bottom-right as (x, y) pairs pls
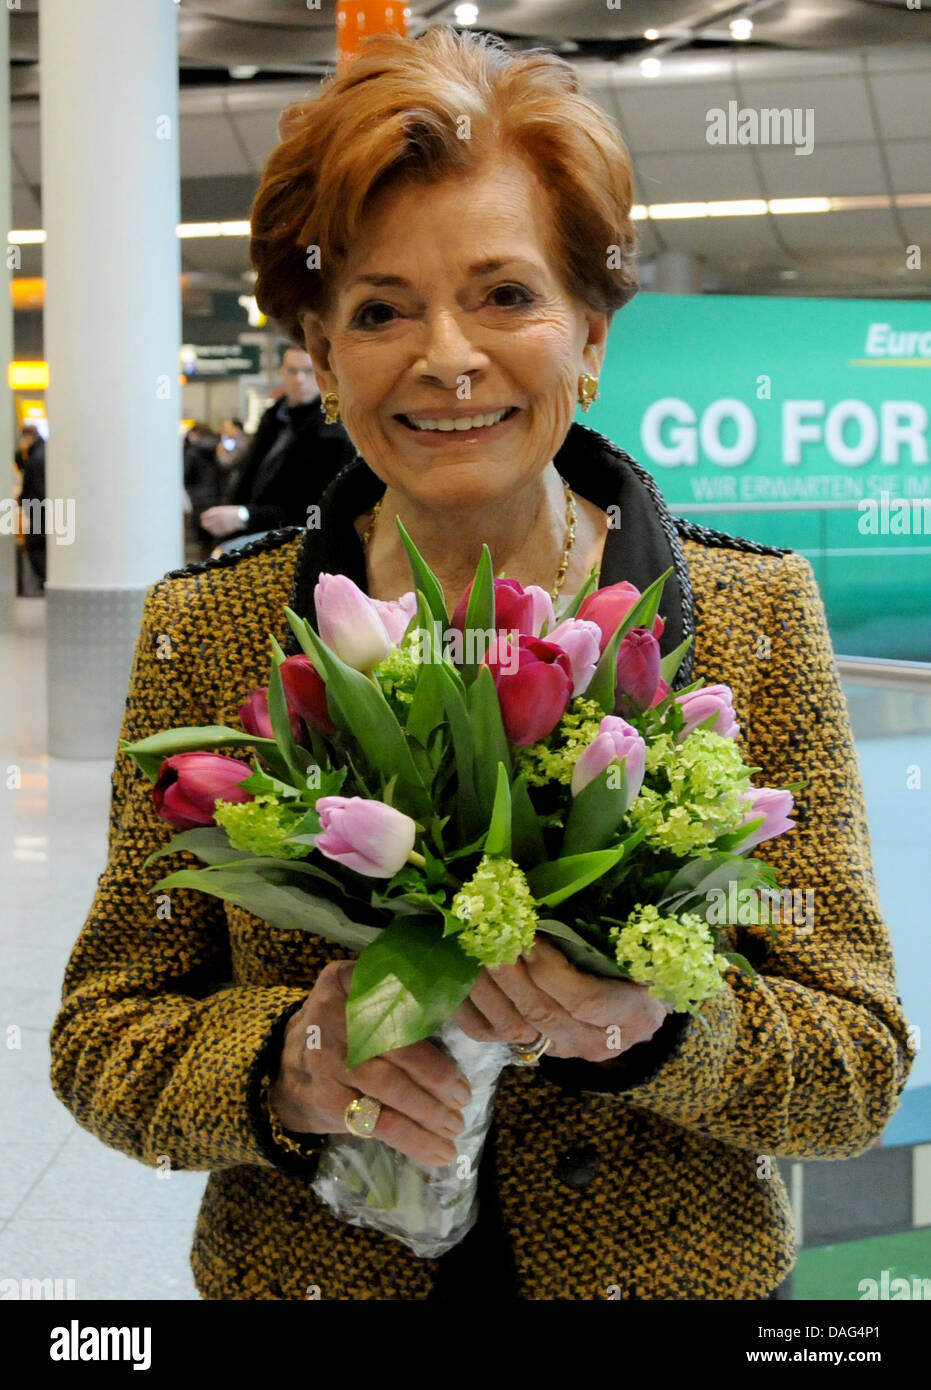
(123, 521), (802, 1256)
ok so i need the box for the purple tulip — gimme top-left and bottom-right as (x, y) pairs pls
(279, 655), (337, 737)
(545, 618), (602, 696)
(371, 592), (418, 647)
(239, 687), (308, 748)
(615, 628), (662, 715)
(732, 787), (796, 852)
(675, 684), (740, 741)
(570, 715), (646, 805)
(152, 752), (254, 830)
(315, 573), (391, 672)
(483, 635), (574, 745)
(314, 795), (417, 877)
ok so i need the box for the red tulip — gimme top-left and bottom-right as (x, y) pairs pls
(483, 635), (573, 745)
(451, 576), (535, 639)
(615, 628), (662, 715)
(279, 655), (337, 737)
(153, 752), (254, 829)
(239, 687), (309, 747)
(577, 582), (665, 653)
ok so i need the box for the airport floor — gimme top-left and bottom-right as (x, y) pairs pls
(1, 595), (927, 1300)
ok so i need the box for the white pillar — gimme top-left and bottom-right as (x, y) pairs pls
(0, 11), (15, 630)
(40, 0), (181, 756)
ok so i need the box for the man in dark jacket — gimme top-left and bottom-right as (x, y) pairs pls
(15, 424), (47, 589)
(199, 346), (355, 541)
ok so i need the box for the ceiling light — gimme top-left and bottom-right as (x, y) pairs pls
(640, 57), (663, 78)
(768, 197), (831, 215)
(229, 65), (259, 80)
(729, 18), (754, 41)
(705, 200), (767, 217)
(454, 3), (478, 23)
(644, 29), (659, 40)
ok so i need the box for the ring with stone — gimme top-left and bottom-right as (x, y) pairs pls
(510, 1032), (552, 1067)
(344, 1094), (382, 1138)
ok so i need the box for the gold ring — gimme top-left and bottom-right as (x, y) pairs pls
(510, 1032), (551, 1067)
(344, 1094), (382, 1138)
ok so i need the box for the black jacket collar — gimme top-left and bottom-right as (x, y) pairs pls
(283, 422), (696, 689)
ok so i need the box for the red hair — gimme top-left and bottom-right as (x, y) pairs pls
(250, 26), (639, 342)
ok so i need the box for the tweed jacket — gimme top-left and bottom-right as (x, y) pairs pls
(49, 423), (914, 1300)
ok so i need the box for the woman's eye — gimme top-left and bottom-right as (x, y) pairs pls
(487, 283), (534, 308)
(351, 301), (398, 329)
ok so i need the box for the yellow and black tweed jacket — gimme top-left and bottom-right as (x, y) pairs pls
(49, 424), (914, 1300)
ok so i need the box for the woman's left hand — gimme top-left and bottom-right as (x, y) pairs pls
(453, 936), (674, 1063)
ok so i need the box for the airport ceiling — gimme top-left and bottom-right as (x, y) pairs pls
(8, 1), (931, 301)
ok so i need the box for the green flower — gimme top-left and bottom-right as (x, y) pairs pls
(625, 728), (752, 856)
(515, 697), (605, 787)
(451, 855), (539, 968)
(214, 793), (309, 860)
(609, 903), (728, 1014)
(373, 641), (420, 712)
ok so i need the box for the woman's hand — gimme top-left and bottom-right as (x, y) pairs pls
(454, 936), (673, 1063)
(268, 960), (472, 1167)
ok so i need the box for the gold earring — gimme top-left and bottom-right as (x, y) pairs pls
(321, 391), (340, 424)
(577, 374), (599, 413)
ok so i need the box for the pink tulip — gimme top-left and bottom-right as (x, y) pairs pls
(239, 687), (308, 748)
(279, 655), (337, 737)
(675, 684), (739, 741)
(577, 582), (665, 653)
(314, 795), (417, 877)
(732, 787), (796, 852)
(371, 592), (418, 646)
(650, 677), (671, 708)
(570, 715), (646, 805)
(153, 752), (254, 829)
(483, 635), (573, 745)
(545, 618), (602, 696)
(451, 577), (535, 639)
(615, 628), (662, 715)
(315, 573), (391, 671)
(525, 585), (556, 638)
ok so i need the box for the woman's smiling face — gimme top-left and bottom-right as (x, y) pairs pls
(301, 151), (607, 512)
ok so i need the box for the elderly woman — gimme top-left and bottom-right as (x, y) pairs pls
(50, 27), (913, 1301)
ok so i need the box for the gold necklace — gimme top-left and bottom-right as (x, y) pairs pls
(361, 476), (577, 600)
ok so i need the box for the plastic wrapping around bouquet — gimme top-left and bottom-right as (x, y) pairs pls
(311, 1020), (513, 1258)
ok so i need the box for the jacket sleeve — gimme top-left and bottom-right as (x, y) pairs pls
(48, 576), (325, 1176)
(540, 550), (915, 1159)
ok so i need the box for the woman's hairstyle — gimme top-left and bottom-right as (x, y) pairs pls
(250, 26), (639, 343)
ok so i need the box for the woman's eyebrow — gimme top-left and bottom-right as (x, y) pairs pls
(345, 258), (540, 292)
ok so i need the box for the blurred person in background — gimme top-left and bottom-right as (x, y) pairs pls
(199, 344), (356, 541)
(183, 421), (222, 561)
(214, 417), (250, 503)
(14, 423), (47, 590)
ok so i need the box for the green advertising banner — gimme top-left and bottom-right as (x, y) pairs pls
(584, 294), (931, 659)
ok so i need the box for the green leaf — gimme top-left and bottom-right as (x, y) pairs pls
(526, 842), (630, 908)
(142, 826), (253, 869)
(395, 517), (449, 627)
(267, 634), (315, 787)
(345, 917), (479, 1068)
(120, 727), (281, 784)
(536, 918), (625, 978)
(551, 565), (600, 626)
(561, 762), (630, 858)
(147, 867), (380, 947)
(509, 772), (546, 868)
(460, 544), (495, 685)
(467, 664), (511, 823)
(484, 763), (512, 858)
(720, 950), (758, 979)
(437, 660), (481, 840)
(586, 568), (673, 715)
(659, 636), (694, 688)
(405, 591), (448, 749)
(282, 608), (429, 819)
